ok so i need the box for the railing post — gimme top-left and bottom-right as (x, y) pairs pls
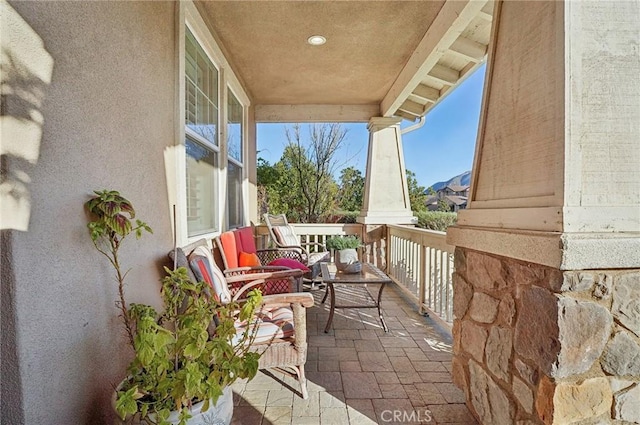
(385, 225), (391, 273)
(447, 251), (454, 322)
(419, 244), (427, 315)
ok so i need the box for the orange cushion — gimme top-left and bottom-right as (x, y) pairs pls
(238, 251), (261, 267)
(219, 231), (238, 269)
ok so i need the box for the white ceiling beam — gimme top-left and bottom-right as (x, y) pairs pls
(398, 100), (426, 116)
(395, 110), (418, 122)
(428, 64), (460, 86)
(380, 0), (489, 117)
(412, 84), (440, 103)
(449, 36), (487, 62)
(254, 104), (380, 123)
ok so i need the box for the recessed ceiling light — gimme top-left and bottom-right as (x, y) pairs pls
(307, 35), (326, 46)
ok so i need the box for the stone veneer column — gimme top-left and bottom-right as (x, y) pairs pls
(357, 117), (415, 225)
(447, 1), (640, 424)
(452, 249), (640, 424)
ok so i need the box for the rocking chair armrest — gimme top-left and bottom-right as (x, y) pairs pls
(233, 289), (314, 307)
(223, 265), (290, 276)
(225, 268), (304, 284)
(260, 292), (315, 309)
(257, 247), (302, 255)
(274, 244), (306, 253)
(277, 244), (310, 258)
(231, 279), (268, 303)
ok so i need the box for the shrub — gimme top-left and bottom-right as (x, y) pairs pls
(326, 235), (362, 250)
(414, 211), (457, 232)
(325, 210), (359, 223)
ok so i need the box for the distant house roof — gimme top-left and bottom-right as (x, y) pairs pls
(447, 185), (470, 193)
(425, 195), (438, 205)
(445, 195), (468, 206)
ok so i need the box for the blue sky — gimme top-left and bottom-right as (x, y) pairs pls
(257, 64), (485, 188)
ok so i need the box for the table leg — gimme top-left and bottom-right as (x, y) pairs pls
(377, 282), (388, 332)
(324, 283), (336, 333)
(321, 284), (329, 304)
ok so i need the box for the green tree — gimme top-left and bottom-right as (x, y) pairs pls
(437, 199), (451, 212)
(337, 166), (364, 212)
(258, 124), (347, 223)
(406, 169), (427, 212)
(257, 157), (281, 217)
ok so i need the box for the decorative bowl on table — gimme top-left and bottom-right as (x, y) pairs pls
(341, 261), (362, 274)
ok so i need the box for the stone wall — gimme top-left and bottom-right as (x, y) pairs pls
(452, 248), (640, 425)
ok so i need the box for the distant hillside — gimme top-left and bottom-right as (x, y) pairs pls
(427, 171), (471, 192)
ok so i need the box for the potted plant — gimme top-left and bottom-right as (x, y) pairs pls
(86, 190), (262, 425)
(325, 235), (362, 273)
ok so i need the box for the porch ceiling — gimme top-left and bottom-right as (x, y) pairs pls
(196, 0), (493, 122)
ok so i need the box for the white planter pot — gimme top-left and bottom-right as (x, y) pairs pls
(335, 248), (361, 273)
(159, 386), (233, 425)
(114, 384), (233, 425)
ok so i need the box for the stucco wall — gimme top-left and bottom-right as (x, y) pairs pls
(2, 1), (175, 423)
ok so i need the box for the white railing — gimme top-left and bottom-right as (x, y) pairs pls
(255, 222), (454, 325)
(387, 225), (455, 326)
(255, 222), (385, 268)
(255, 223), (363, 252)
(285, 223), (364, 250)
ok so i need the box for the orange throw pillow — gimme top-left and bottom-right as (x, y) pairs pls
(238, 251), (261, 267)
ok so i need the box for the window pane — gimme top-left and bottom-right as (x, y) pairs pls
(227, 161), (243, 228)
(197, 91), (207, 129)
(198, 50), (209, 94)
(186, 136), (218, 236)
(185, 30), (197, 82)
(186, 80), (197, 125)
(185, 28), (218, 146)
(227, 90), (243, 162)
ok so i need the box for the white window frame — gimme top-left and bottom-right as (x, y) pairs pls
(171, 1), (251, 246)
(226, 85), (248, 229)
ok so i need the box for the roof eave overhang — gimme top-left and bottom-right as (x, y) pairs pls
(382, 0), (494, 122)
(253, 0), (494, 123)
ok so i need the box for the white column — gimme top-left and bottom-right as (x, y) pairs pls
(246, 105), (258, 224)
(357, 117), (416, 225)
(448, 0), (640, 270)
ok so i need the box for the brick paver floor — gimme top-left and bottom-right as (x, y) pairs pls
(231, 282), (477, 425)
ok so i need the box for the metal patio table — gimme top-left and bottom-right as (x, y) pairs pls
(320, 262), (391, 333)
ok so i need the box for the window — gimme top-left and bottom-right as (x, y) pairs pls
(185, 26), (220, 237)
(227, 161), (243, 228)
(227, 89), (244, 228)
(179, 6), (250, 241)
(185, 136), (218, 236)
(185, 28), (218, 145)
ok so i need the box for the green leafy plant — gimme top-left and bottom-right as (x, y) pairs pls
(115, 267), (262, 425)
(86, 190), (263, 424)
(325, 235), (362, 251)
(85, 189), (152, 345)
